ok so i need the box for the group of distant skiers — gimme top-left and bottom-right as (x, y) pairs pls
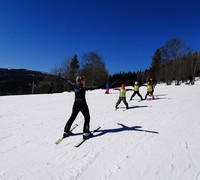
(106, 79), (155, 110)
(62, 75), (155, 140)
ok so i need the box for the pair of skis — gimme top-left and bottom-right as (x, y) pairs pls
(55, 124), (78, 145)
(55, 124), (101, 147)
(75, 126), (101, 147)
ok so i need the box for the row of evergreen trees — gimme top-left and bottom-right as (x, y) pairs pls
(52, 37), (200, 90)
(3, 37), (198, 95)
(109, 38), (200, 86)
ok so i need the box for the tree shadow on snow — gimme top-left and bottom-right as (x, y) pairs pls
(92, 123), (159, 138)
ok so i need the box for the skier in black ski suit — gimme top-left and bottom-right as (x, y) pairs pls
(63, 76), (98, 139)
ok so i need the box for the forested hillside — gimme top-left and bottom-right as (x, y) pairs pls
(0, 68), (66, 95)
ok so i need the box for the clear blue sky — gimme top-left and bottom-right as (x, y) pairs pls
(1, 0), (200, 75)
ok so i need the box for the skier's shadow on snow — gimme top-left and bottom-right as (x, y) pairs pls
(92, 123), (159, 138)
(155, 94), (168, 97)
(154, 94), (171, 100)
(117, 105), (149, 109)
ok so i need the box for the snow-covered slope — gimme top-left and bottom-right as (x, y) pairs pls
(1, 81), (200, 180)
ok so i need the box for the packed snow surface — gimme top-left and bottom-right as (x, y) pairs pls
(1, 80), (200, 180)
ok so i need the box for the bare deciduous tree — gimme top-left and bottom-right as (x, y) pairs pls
(159, 38), (191, 84)
(80, 52), (109, 86)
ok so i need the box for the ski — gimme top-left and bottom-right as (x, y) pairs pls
(115, 107), (128, 111)
(55, 124), (78, 144)
(75, 126), (101, 148)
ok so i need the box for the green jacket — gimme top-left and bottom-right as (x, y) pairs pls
(147, 85), (152, 92)
(119, 88), (126, 97)
(134, 85), (139, 91)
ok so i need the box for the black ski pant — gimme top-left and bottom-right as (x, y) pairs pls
(116, 97), (129, 108)
(130, 91), (143, 100)
(64, 100), (90, 133)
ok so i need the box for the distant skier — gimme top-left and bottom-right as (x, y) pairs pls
(130, 81), (143, 101)
(149, 78), (155, 93)
(105, 81), (116, 94)
(63, 76), (98, 140)
(114, 84), (132, 109)
(144, 82), (155, 100)
(188, 76), (194, 85)
(105, 83), (110, 94)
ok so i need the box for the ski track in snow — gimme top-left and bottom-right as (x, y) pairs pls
(1, 81), (200, 180)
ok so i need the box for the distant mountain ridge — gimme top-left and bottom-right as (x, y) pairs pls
(0, 68), (66, 95)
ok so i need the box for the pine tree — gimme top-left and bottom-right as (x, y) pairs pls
(150, 49), (162, 82)
(66, 55), (80, 91)
(67, 55), (80, 81)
